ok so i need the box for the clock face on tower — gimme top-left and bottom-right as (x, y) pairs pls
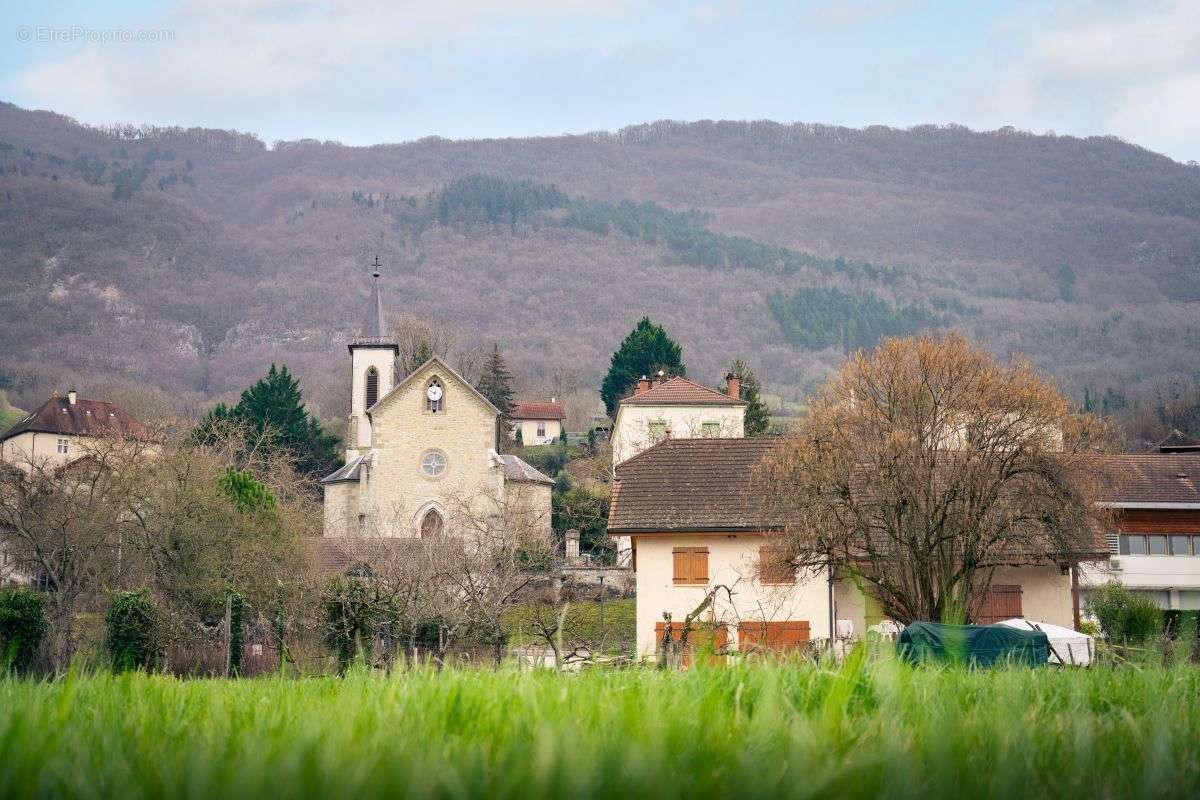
(426, 384), (443, 402)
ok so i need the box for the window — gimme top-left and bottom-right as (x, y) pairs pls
(1120, 533), (1197, 556)
(426, 378), (444, 413)
(420, 449), (447, 477)
(758, 547), (794, 584)
(672, 547), (708, 585)
(56, 438), (69, 454)
(365, 367), (379, 409)
(420, 509), (444, 538)
(701, 422), (721, 438)
(648, 420), (667, 441)
(1121, 534), (1148, 555)
(973, 585), (1023, 624)
(536, 421), (546, 438)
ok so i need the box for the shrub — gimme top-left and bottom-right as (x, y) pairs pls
(105, 589), (161, 672)
(0, 587), (47, 673)
(322, 577), (394, 672)
(1085, 582), (1163, 643)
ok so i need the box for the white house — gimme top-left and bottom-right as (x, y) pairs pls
(611, 374), (746, 467)
(609, 438), (1109, 660)
(511, 401), (566, 446)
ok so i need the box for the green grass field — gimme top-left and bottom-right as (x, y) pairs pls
(504, 598), (636, 652)
(2, 655), (1199, 799)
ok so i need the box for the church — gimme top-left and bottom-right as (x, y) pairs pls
(321, 270), (553, 539)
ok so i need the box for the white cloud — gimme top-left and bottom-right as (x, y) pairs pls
(6, 0), (632, 137)
(982, 0), (1200, 160)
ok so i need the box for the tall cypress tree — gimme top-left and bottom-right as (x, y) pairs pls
(476, 343), (516, 444)
(728, 359), (771, 436)
(194, 364), (341, 478)
(600, 317), (685, 416)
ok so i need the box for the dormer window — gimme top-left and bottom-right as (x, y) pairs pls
(426, 378), (444, 413)
(365, 367), (380, 410)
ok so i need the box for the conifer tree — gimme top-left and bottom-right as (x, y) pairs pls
(476, 343), (516, 419)
(728, 359), (771, 436)
(600, 317), (685, 416)
(194, 364), (341, 479)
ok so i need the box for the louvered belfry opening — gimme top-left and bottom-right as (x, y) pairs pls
(365, 367), (379, 410)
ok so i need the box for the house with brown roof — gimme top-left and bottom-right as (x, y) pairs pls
(610, 373), (747, 567)
(609, 437), (1123, 660)
(0, 390), (150, 472)
(1083, 447), (1200, 611)
(511, 400), (566, 446)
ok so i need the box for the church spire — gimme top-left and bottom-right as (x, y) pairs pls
(362, 255), (387, 339)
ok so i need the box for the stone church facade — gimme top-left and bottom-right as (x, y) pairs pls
(321, 272), (552, 539)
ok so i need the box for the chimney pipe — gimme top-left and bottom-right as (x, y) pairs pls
(67, 389), (77, 406)
(725, 373), (740, 400)
(635, 376), (651, 395)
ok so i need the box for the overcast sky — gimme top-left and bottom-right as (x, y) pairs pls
(2, 0), (1198, 162)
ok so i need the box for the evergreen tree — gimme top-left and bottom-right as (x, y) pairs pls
(728, 359), (771, 436)
(194, 364), (341, 479)
(476, 343), (517, 447)
(600, 317), (685, 416)
(476, 343), (516, 419)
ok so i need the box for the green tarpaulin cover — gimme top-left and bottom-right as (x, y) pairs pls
(897, 621), (1050, 667)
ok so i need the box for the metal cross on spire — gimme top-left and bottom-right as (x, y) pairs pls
(362, 255), (387, 338)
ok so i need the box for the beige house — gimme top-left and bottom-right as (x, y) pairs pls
(609, 438), (1102, 660)
(0, 391), (149, 472)
(511, 401), (565, 446)
(321, 273), (553, 539)
(1, 391), (150, 586)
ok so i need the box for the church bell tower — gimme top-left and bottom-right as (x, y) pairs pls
(346, 259), (399, 459)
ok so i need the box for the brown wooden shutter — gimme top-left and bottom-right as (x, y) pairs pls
(974, 585), (1023, 624)
(672, 547), (708, 584)
(738, 621), (811, 653)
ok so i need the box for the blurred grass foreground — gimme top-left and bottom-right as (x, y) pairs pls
(2, 654), (1199, 799)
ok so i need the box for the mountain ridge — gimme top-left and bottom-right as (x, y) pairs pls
(1, 101), (1197, 429)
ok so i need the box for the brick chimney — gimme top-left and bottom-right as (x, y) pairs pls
(67, 389), (77, 405)
(635, 375), (651, 395)
(724, 373), (740, 400)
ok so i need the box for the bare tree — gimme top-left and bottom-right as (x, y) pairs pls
(0, 434), (157, 666)
(440, 482), (554, 665)
(758, 333), (1111, 624)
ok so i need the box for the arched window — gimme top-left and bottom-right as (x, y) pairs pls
(425, 377), (444, 413)
(365, 367), (379, 410)
(420, 508), (444, 539)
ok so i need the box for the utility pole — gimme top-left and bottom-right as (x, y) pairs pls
(223, 593), (233, 678)
(598, 575), (606, 650)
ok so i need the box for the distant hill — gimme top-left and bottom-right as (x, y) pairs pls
(2, 102), (1198, 430)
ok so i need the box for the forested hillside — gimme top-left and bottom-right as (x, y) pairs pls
(1, 102), (1198, 434)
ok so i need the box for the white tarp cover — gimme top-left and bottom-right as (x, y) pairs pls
(997, 619), (1093, 666)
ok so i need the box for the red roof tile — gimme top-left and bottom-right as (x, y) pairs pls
(620, 377), (745, 407)
(514, 401), (566, 420)
(1, 396), (150, 443)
